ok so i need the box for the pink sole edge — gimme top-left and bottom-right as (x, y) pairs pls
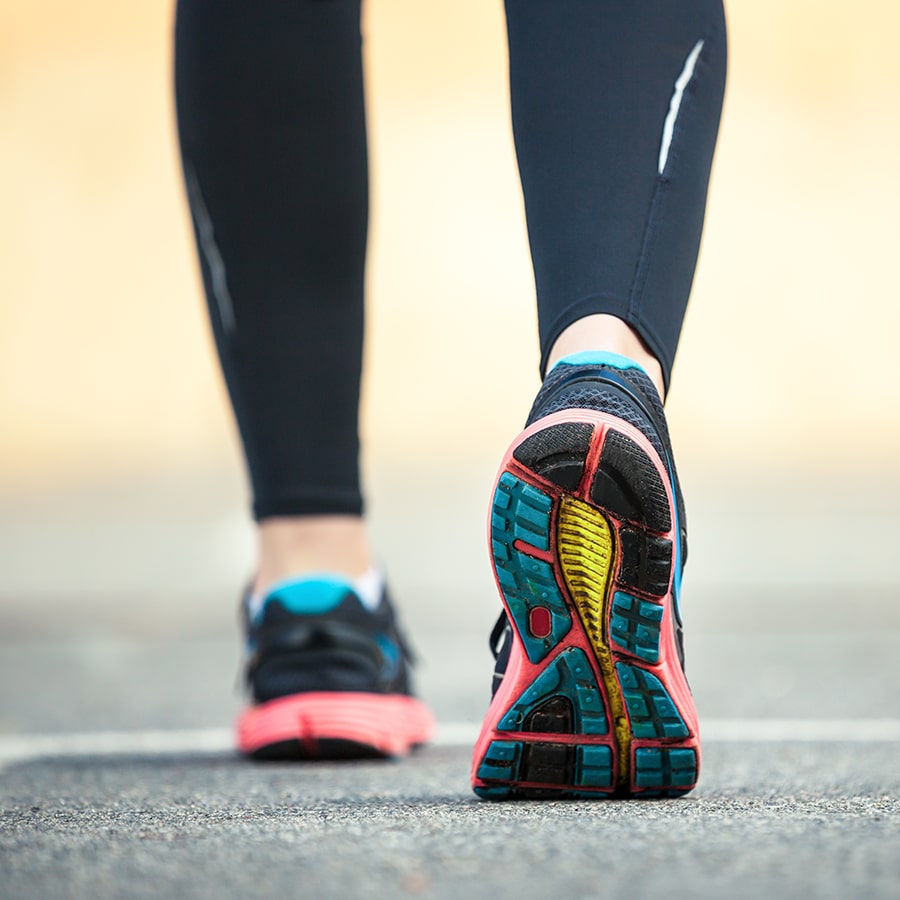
(237, 692), (436, 758)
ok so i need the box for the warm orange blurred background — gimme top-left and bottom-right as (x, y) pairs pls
(2, 1), (899, 609)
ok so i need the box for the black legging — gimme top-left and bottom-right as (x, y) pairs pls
(175, 0), (727, 520)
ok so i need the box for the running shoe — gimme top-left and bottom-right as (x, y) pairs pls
(237, 573), (435, 759)
(471, 351), (698, 799)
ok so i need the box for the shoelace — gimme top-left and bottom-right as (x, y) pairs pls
(489, 613), (513, 696)
(489, 613), (509, 659)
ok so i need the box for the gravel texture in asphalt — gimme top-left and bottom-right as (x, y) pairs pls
(2, 743), (899, 900)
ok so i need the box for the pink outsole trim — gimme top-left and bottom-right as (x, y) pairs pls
(237, 692), (436, 758)
(472, 407), (700, 794)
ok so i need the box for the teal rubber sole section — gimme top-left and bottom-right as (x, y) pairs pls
(473, 785), (514, 800)
(492, 472), (551, 551)
(475, 740), (522, 782)
(609, 591), (663, 663)
(474, 739), (615, 798)
(634, 747), (697, 793)
(616, 663), (689, 739)
(497, 647), (608, 735)
(577, 745), (614, 787)
(491, 473), (571, 664)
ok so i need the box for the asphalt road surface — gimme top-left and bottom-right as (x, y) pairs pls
(2, 471), (899, 898)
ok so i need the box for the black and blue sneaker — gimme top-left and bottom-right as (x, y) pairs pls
(237, 574), (434, 759)
(471, 351), (698, 798)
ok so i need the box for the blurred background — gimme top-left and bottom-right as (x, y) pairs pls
(2, 1), (899, 731)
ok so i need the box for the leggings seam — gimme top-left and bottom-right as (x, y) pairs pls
(627, 32), (712, 338)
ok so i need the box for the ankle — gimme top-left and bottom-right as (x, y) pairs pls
(253, 515), (373, 596)
(546, 315), (666, 401)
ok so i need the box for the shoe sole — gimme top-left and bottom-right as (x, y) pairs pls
(237, 692), (435, 760)
(471, 409), (699, 799)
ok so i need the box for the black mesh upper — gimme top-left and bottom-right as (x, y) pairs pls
(526, 360), (687, 554)
(243, 586), (416, 704)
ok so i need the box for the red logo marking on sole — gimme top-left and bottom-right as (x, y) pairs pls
(529, 606), (552, 638)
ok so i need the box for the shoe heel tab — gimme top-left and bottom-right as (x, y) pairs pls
(258, 575), (357, 620)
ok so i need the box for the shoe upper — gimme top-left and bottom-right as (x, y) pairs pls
(490, 351), (688, 694)
(526, 352), (685, 540)
(243, 576), (416, 704)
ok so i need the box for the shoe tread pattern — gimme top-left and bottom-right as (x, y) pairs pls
(512, 422), (593, 490)
(491, 473), (572, 664)
(476, 419), (696, 800)
(591, 430), (671, 532)
(497, 647), (608, 735)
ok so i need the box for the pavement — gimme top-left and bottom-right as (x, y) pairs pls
(2, 466), (900, 898)
(4, 742), (899, 900)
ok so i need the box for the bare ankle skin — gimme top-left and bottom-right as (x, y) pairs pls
(253, 515), (373, 596)
(546, 314), (665, 401)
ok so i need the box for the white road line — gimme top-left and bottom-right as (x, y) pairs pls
(1, 719), (899, 768)
(0, 728), (234, 767)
